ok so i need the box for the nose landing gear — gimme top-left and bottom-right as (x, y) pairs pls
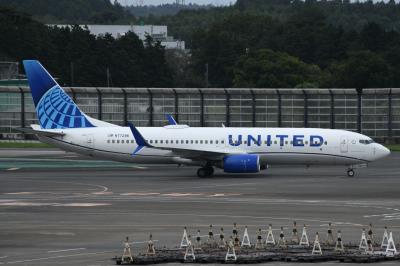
(347, 168), (355, 177)
(197, 166), (214, 177)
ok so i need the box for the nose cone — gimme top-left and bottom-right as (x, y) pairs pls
(374, 144), (390, 160)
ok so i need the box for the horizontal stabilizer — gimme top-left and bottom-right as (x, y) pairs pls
(16, 127), (65, 137)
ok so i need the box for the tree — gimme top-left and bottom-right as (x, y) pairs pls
(233, 49), (321, 88)
(322, 50), (390, 88)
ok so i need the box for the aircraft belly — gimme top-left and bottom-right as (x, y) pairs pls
(260, 153), (361, 165)
(92, 150), (175, 164)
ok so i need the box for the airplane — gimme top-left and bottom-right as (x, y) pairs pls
(21, 60), (390, 177)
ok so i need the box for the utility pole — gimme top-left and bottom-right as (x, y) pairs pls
(70, 62), (74, 86)
(205, 63), (209, 88)
(106, 67), (110, 88)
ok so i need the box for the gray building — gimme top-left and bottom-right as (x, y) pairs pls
(50, 24), (185, 50)
(1, 87), (399, 143)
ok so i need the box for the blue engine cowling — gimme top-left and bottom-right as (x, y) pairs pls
(223, 154), (260, 173)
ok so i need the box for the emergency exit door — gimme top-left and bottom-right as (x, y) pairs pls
(340, 136), (348, 153)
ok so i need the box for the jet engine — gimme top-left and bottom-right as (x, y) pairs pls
(223, 154), (260, 173)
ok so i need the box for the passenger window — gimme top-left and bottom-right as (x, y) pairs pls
(324, 141), (328, 145)
(132, 140), (135, 143)
(305, 141), (308, 145)
(112, 140), (115, 143)
(216, 140), (219, 144)
(274, 140), (277, 144)
(181, 140), (184, 144)
(205, 140), (208, 144)
(285, 141), (288, 145)
(176, 140), (179, 144)
(191, 140), (194, 144)
(244, 141), (247, 144)
(200, 140), (203, 144)
(150, 140), (153, 144)
(195, 140), (199, 144)
(166, 140), (169, 144)
(264, 140), (267, 144)
(121, 140), (124, 144)
(117, 140), (120, 144)
(107, 140), (110, 143)
(221, 140), (225, 144)
(210, 140), (213, 144)
(186, 140), (189, 144)
(155, 140), (158, 144)
(160, 140), (163, 144)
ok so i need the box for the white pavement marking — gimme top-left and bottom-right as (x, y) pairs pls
(5, 250), (115, 264)
(131, 240), (159, 244)
(0, 201), (111, 207)
(6, 168), (19, 171)
(48, 248), (86, 253)
(0, 256), (8, 259)
(48, 181), (111, 197)
(120, 192), (160, 196)
(364, 212), (400, 221)
(130, 166), (148, 169)
(162, 193), (204, 197)
(39, 231), (75, 236)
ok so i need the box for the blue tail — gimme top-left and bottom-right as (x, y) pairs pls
(23, 60), (94, 129)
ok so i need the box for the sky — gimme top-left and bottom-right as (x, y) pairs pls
(117, 0), (236, 6)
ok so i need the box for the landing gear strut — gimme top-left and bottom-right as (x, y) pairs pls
(197, 167), (214, 177)
(347, 168), (355, 177)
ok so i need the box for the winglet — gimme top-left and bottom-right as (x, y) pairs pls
(166, 114), (178, 125)
(128, 122), (152, 155)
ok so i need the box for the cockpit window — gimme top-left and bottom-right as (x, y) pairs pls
(359, 139), (375, 145)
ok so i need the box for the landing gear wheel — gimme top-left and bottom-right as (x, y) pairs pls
(347, 169), (355, 177)
(197, 168), (207, 178)
(197, 167), (214, 177)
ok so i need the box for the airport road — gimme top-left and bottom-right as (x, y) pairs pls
(0, 149), (399, 265)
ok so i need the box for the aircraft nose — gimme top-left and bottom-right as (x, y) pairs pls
(375, 144), (390, 160)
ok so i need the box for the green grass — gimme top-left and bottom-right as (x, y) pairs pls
(385, 144), (400, 152)
(0, 142), (54, 148)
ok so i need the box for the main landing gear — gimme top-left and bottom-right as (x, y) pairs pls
(197, 166), (214, 177)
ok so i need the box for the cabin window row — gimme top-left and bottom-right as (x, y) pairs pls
(105, 139), (327, 146)
(149, 140), (224, 145)
(107, 139), (135, 144)
(106, 139), (226, 145)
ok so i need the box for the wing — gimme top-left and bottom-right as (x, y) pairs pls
(128, 123), (243, 160)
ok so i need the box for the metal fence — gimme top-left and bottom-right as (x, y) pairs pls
(1, 86), (400, 142)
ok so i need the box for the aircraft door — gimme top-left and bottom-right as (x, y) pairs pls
(340, 136), (348, 153)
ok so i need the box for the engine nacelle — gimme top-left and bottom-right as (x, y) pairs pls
(223, 154), (261, 173)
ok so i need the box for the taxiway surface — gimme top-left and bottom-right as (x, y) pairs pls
(0, 149), (399, 265)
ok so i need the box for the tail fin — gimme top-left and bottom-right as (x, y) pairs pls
(23, 60), (95, 129)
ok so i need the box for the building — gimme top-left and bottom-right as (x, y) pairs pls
(50, 24), (185, 50)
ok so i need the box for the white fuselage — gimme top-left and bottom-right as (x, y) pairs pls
(38, 126), (389, 167)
